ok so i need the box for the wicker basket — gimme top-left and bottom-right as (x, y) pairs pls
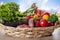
(0, 24), (60, 38)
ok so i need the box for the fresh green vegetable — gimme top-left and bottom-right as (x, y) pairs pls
(23, 7), (35, 15)
(0, 2), (26, 22)
(49, 14), (58, 22)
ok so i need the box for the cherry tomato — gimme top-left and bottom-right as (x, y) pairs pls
(40, 19), (48, 27)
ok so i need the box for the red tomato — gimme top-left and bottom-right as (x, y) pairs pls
(41, 12), (50, 17)
(40, 19), (48, 27)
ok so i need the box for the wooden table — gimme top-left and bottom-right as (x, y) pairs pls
(0, 35), (60, 40)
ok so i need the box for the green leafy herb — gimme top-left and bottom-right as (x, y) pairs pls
(0, 2), (26, 22)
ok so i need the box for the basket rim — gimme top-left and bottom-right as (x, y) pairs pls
(0, 23), (60, 30)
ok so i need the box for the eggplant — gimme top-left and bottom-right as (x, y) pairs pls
(2, 19), (29, 27)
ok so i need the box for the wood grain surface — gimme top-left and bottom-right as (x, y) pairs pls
(0, 34), (60, 40)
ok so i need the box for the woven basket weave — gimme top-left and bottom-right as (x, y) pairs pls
(0, 24), (60, 38)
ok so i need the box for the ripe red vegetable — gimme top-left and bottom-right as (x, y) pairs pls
(35, 21), (40, 27)
(26, 15), (32, 19)
(48, 22), (54, 26)
(41, 12), (50, 17)
(34, 9), (44, 18)
(40, 19), (48, 27)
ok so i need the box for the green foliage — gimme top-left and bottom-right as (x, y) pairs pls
(0, 2), (26, 22)
(5, 2), (19, 11)
(49, 14), (58, 22)
(23, 7), (35, 15)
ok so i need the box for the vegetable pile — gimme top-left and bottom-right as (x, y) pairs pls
(0, 2), (59, 28)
